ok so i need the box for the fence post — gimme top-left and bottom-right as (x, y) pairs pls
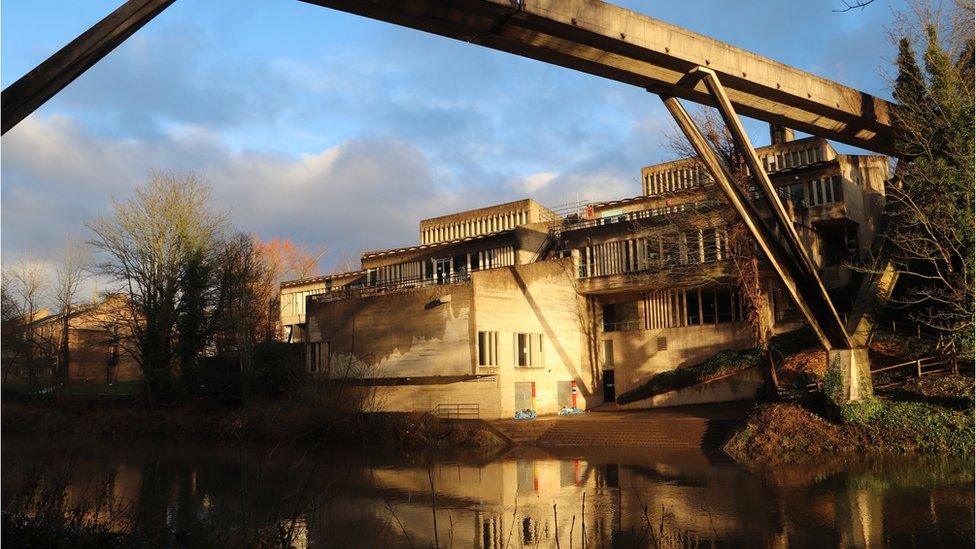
(916, 359), (922, 378)
(951, 341), (957, 373)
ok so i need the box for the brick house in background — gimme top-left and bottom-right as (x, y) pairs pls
(14, 295), (143, 385)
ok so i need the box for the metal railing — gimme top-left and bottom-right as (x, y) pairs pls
(602, 320), (641, 332)
(803, 355), (959, 394)
(871, 356), (958, 379)
(312, 272), (471, 303)
(561, 200), (724, 232)
(432, 403), (480, 419)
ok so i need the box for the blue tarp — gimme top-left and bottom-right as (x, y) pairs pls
(513, 409), (537, 420)
(557, 407), (584, 416)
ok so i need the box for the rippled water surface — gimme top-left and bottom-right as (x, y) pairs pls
(3, 436), (972, 548)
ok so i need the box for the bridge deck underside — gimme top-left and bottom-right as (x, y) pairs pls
(302, 0), (895, 155)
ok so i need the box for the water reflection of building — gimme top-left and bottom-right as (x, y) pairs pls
(342, 451), (785, 546)
(5, 439), (968, 547)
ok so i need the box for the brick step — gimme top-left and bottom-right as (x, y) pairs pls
(536, 417), (735, 448)
(491, 405), (747, 448)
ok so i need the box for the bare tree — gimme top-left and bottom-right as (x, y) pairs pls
(219, 233), (277, 406)
(7, 255), (49, 389)
(252, 237), (328, 342)
(1, 272), (27, 383)
(835, 0), (876, 12)
(52, 236), (91, 386)
(664, 109), (773, 342)
(330, 251), (360, 274)
(88, 172), (226, 409)
(662, 108), (778, 391)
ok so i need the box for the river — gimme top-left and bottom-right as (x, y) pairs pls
(2, 436), (972, 547)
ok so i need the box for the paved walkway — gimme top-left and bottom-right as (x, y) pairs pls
(492, 401), (753, 449)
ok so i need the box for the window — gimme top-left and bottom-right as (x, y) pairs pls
(701, 289), (716, 324)
(306, 342), (329, 373)
(645, 237), (661, 268)
(603, 301), (639, 332)
(452, 254), (467, 274)
(686, 288), (702, 325)
(435, 257), (451, 283)
(602, 340), (614, 367)
(716, 288), (734, 323)
(477, 331), (498, 366)
(806, 176), (843, 206)
(684, 230), (702, 264)
(703, 228), (718, 263)
(645, 288), (742, 329)
(789, 183), (805, 205)
(515, 333), (544, 367)
(831, 176), (842, 203)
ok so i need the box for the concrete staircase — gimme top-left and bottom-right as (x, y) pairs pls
(491, 418), (557, 445)
(535, 413), (737, 449)
(491, 403), (749, 449)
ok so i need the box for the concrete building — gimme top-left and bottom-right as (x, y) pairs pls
(288, 135), (888, 419)
(280, 271), (363, 343)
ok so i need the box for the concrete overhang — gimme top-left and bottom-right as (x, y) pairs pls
(301, 0), (896, 155)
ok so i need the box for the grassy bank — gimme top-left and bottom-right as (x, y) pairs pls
(725, 373), (975, 463)
(1, 400), (507, 451)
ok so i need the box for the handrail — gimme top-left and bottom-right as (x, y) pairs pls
(561, 200), (725, 232)
(603, 320), (641, 332)
(432, 402), (480, 419)
(870, 355), (957, 377)
(312, 272), (472, 303)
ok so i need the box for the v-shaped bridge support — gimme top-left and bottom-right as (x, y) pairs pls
(659, 67), (872, 402)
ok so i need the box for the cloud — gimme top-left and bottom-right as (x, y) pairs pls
(1, 116), (452, 267)
(511, 172), (558, 194)
(2, 110), (661, 275)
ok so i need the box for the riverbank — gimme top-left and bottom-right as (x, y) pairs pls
(0, 399), (507, 451)
(725, 373), (975, 464)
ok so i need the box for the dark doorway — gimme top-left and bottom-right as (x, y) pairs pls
(435, 258), (450, 284)
(602, 369), (615, 402)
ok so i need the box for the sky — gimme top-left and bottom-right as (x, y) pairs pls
(1, 0), (909, 277)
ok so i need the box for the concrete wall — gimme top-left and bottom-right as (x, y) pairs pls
(471, 258), (594, 416)
(307, 283), (475, 378)
(305, 257), (595, 419)
(621, 366), (764, 410)
(600, 321), (754, 402)
(350, 376), (504, 419)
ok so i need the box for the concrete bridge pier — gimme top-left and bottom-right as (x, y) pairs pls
(827, 348), (874, 404)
